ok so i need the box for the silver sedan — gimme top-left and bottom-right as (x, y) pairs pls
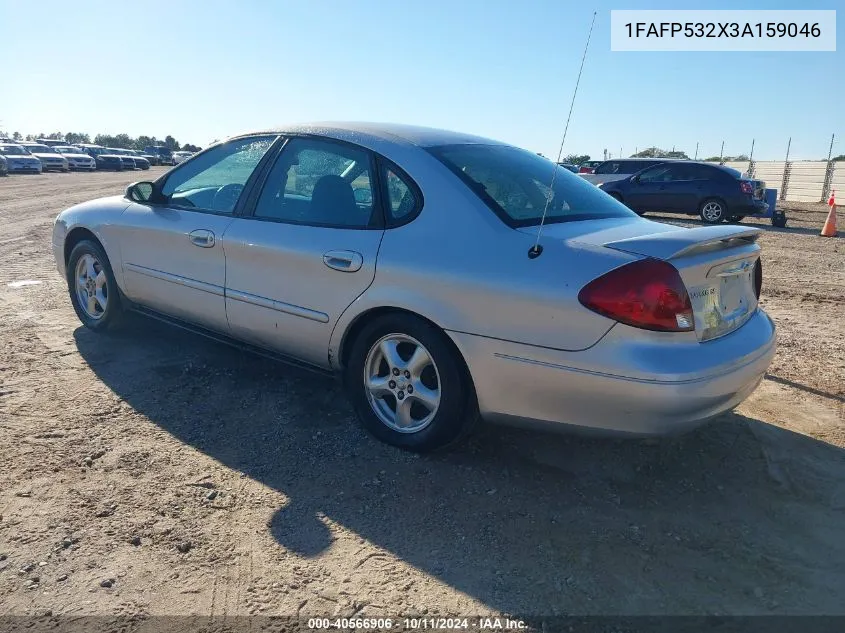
(52, 123), (776, 452)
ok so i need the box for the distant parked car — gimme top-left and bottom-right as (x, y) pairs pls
(172, 150), (193, 165)
(557, 162), (579, 173)
(0, 143), (43, 173)
(105, 148), (138, 171)
(0, 154), (7, 176)
(54, 146), (97, 171)
(137, 150), (159, 166)
(598, 161), (768, 224)
(19, 143), (69, 172)
(580, 158), (674, 186)
(78, 145), (124, 171)
(143, 145), (174, 166)
(121, 149), (151, 170)
(36, 138), (70, 147)
(578, 160), (603, 174)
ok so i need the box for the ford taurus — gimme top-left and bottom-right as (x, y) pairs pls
(52, 123), (776, 452)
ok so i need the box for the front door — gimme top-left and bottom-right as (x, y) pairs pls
(223, 136), (384, 368)
(118, 135), (278, 333)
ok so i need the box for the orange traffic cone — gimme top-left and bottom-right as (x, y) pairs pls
(821, 190), (838, 237)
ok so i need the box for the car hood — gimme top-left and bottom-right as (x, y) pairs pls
(30, 152), (66, 160)
(63, 153), (94, 159)
(517, 216), (760, 261)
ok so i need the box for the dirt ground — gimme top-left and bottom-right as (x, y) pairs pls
(1, 170), (844, 625)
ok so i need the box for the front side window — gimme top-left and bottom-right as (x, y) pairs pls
(637, 165), (674, 183)
(431, 144), (635, 227)
(160, 135), (276, 213)
(253, 137), (377, 228)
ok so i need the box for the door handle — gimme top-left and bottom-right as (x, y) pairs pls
(322, 250), (363, 272)
(189, 229), (215, 248)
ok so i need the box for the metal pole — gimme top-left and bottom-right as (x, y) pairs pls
(749, 139), (755, 163)
(822, 133), (835, 201)
(620, 147), (623, 159)
(694, 142), (699, 160)
(780, 137), (791, 201)
(719, 141), (725, 164)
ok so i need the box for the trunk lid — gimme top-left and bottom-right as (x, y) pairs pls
(601, 224), (762, 341)
(519, 219), (762, 341)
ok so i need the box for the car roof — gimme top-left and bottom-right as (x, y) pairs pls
(253, 122), (510, 149)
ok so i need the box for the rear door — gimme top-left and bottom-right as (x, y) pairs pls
(118, 135), (277, 333)
(222, 136), (384, 368)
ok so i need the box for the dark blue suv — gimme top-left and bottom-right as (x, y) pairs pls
(599, 161), (768, 223)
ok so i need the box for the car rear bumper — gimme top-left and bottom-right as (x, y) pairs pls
(730, 198), (769, 216)
(448, 308), (776, 436)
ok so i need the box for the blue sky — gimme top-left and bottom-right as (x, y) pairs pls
(1, 0), (841, 160)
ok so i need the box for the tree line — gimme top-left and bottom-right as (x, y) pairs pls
(0, 130), (201, 153)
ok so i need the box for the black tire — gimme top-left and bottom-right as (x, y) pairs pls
(699, 198), (727, 224)
(345, 313), (478, 452)
(66, 240), (124, 331)
(728, 214), (745, 223)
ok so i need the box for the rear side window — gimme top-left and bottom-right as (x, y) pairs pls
(682, 164), (718, 180)
(380, 162), (421, 225)
(253, 137), (378, 228)
(430, 144), (635, 227)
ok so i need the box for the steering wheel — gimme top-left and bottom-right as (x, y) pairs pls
(211, 183), (244, 212)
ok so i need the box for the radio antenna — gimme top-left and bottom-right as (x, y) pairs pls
(529, 10), (598, 259)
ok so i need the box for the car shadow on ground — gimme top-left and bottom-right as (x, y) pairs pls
(73, 317), (845, 615)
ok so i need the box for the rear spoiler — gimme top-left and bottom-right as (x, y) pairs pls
(602, 225), (761, 261)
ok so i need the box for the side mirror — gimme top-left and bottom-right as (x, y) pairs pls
(632, 175), (640, 184)
(126, 181), (155, 203)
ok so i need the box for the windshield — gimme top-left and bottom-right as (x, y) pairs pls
(0, 145), (30, 155)
(430, 144), (635, 227)
(27, 145), (55, 154)
(55, 147), (79, 154)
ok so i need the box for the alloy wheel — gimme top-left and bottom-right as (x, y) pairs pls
(363, 333), (441, 433)
(75, 253), (108, 320)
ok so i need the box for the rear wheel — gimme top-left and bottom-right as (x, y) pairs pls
(66, 240), (123, 331)
(345, 314), (478, 452)
(700, 198), (727, 223)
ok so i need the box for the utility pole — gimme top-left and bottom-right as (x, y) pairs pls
(749, 139), (755, 162)
(694, 142), (699, 160)
(719, 140), (725, 164)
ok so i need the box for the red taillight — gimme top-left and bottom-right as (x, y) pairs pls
(740, 180), (753, 195)
(578, 259), (695, 332)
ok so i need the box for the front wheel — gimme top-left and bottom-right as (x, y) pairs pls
(345, 314), (478, 452)
(700, 199), (727, 224)
(66, 240), (124, 331)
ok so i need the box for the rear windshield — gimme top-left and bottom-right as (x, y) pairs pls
(429, 144), (635, 227)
